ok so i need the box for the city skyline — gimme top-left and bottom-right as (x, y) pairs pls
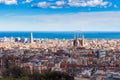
(0, 0), (120, 31)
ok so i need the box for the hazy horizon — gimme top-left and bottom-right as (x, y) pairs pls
(0, 0), (120, 31)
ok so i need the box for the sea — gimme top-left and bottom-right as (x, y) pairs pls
(0, 31), (120, 39)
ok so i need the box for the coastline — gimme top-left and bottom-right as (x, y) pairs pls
(0, 31), (120, 39)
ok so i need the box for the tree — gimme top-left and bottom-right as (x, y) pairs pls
(0, 78), (13, 80)
(2, 68), (74, 80)
(29, 71), (43, 80)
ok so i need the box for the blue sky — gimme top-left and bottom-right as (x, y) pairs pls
(0, 0), (120, 31)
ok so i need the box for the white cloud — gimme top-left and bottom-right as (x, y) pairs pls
(32, 0), (111, 8)
(32, 1), (65, 8)
(22, 0), (32, 4)
(56, 1), (65, 6)
(37, 2), (48, 8)
(49, 1), (65, 9)
(68, 0), (110, 7)
(0, 0), (17, 5)
(25, 0), (32, 3)
(50, 6), (61, 9)
(32, 1), (49, 8)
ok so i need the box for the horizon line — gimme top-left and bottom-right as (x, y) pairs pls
(0, 31), (120, 32)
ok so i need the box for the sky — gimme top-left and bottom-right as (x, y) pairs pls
(0, 0), (120, 31)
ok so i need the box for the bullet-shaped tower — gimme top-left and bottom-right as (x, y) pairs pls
(30, 32), (33, 43)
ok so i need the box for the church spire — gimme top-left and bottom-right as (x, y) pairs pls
(73, 34), (77, 47)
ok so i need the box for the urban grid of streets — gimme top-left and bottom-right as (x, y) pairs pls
(0, 34), (120, 80)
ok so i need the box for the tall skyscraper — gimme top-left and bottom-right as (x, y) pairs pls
(30, 32), (33, 43)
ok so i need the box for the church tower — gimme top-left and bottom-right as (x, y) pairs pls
(73, 34), (77, 47)
(81, 35), (84, 47)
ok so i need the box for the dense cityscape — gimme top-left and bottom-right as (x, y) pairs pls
(0, 0), (120, 80)
(0, 32), (120, 80)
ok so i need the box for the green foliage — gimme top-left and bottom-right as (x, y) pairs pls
(0, 77), (29, 80)
(2, 66), (74, 80)
(41, 71), (74, 80)
(2, 69), (11, 77)
(10, 66), (25, 78)
(29, 71), (42, 80)
(2, 66), (27, 78)
(0, 78), (13, 80)
(16, 76), (29, 80)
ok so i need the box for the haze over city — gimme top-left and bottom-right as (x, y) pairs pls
(0, 0), (120, 31)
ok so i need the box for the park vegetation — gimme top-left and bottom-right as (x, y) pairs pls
(0, 66), (74, 80)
